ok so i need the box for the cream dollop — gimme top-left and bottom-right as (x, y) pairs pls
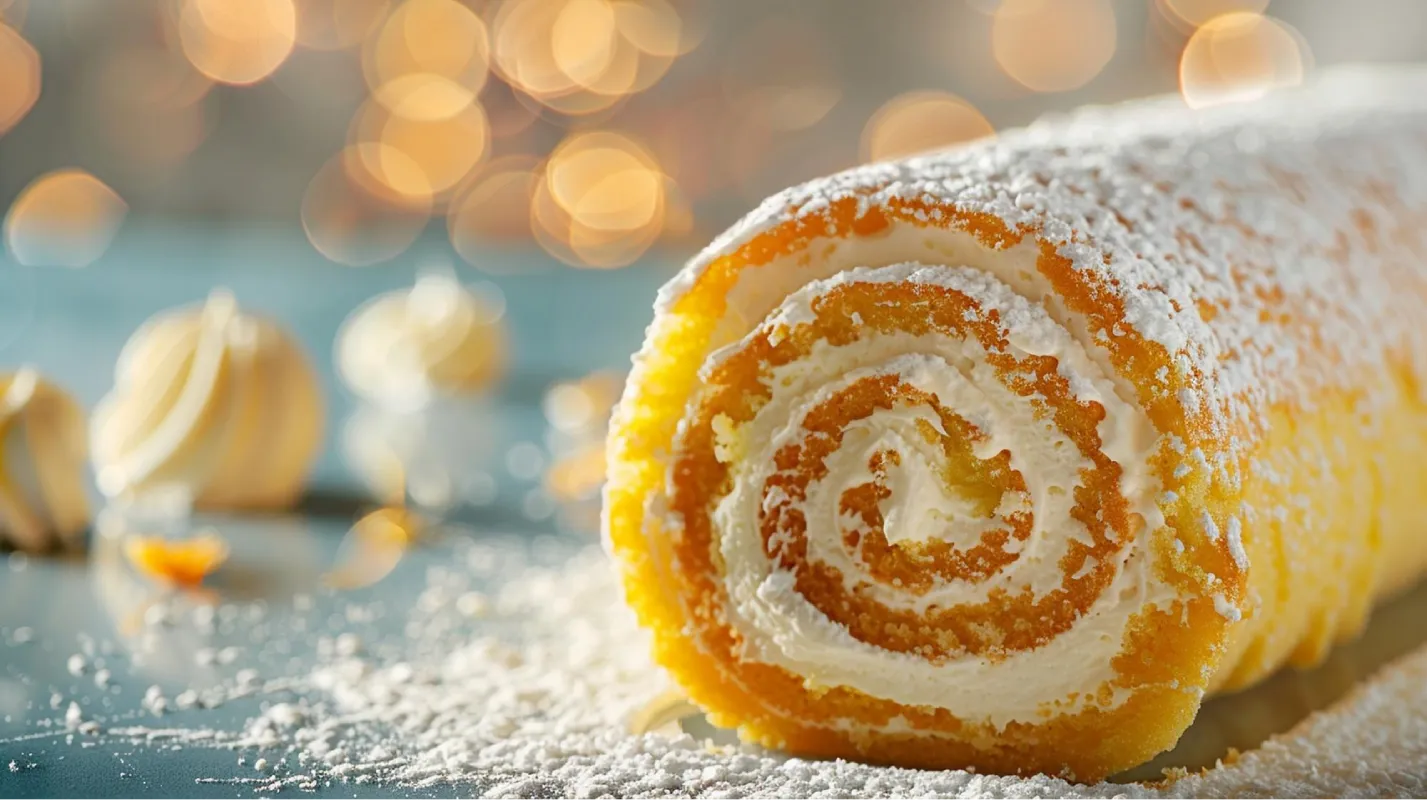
(90, 290), (324, 512)
(337, 271), (507, 411)
(0, 369), (90, 551)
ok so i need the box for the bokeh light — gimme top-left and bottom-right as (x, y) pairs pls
(295, 0), (390, 51)
(373, 73), (476, 122)
(5, 169), (128, 268)
(542, 369), (622, 533)
(492, 0), (679, 117)
(551, 0), (619, 88)
(532, 180), (660, 269)
(613, 0), (692, 58)
(302, 149), (431, 266)
(1180, 12), (1309, 109)
(992, 0), (1117, 93)
(1159, 0), (1271, 30)
(532, 131), (666, 268)
(323, 507), (420, 590)
(364, 0), (489, 116)
(862, 91), (994, 163)
(0, 22), (40, 136)
(448, 155), (542, 262)
(549, 136), (659, 230)
(492, 0), (576, 99)
(545, 441), (605, 503)
(178, 0), (298, 85)
(348, 100), (490, 201)
(542, 370), (623, 435)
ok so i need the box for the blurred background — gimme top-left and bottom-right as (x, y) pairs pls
(0, 0), (1425, 513)
(4, 0), (1427, 262)
(4, 7), (1427, 790)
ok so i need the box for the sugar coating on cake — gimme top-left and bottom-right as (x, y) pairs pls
(660, 66), (1427, 451)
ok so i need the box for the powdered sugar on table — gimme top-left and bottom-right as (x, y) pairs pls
(6, 530), (1425, 797)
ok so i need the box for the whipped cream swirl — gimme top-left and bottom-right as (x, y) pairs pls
(91, 290), (324, 512)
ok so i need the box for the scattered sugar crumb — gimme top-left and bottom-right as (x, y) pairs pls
(1200, 511), (1220, 543)
(1225, 516), (1249, 571)
(63, 702), (83, 729)
(1213, 594), (1242, 622)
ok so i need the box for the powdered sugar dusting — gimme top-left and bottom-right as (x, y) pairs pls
(659, 67), (1427, 462)
(7, 533), (1425, 796)
(1171, 640), (1427, 798)
(1225, 516), (1248, 571)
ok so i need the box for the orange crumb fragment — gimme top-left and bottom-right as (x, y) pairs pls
(123, 530), (230, 587)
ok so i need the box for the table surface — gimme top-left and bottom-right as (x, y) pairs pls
(1, 224), (1425, 797)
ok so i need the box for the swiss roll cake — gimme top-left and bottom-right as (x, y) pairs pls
(603, 68), (1427, 780)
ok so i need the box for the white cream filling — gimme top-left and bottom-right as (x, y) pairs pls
(747, 337), (1093, 607)
(853, 411), (986, 549)
(663, 225), (1179, 728)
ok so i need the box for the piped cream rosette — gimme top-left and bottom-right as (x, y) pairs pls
(336, 270), (507, 411)
(0, 369), (90, 551)
(606, 70), (1427, 781)
(91, 290), (324, 512)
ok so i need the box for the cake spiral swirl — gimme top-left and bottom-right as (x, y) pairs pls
(692, 262), (1168, 724)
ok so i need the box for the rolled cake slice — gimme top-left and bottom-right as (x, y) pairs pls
(603, 67), (1427, 781)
